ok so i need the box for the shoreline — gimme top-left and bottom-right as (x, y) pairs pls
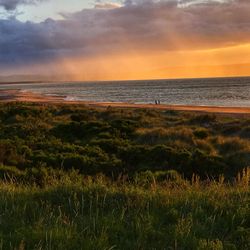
(1, 89), (250, 114)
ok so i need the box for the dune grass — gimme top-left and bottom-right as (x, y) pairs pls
(0, 103), (250, 249)
(1, 103), (250, 179)
(0, 170), (249, 250)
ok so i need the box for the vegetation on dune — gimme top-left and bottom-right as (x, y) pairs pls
(0, 169), (249, 250)
(0, 103), (250, 179)
(0, 103), (249, 249)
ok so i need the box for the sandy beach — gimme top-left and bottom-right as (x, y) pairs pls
(1, 89), (250, 114)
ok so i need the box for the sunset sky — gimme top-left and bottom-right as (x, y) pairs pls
(0, 0), (250, 80)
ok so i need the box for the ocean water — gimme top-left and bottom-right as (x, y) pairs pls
(1, 77), (250, 107)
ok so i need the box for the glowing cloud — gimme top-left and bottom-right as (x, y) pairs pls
(0, 0), (250, 79)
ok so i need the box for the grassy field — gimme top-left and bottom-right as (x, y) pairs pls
(0, 103), (249, 249)
(0, 171), (249, 250)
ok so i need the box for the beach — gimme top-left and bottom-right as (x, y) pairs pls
(1, 89), (250, 114)
(1, 1), (250, 248)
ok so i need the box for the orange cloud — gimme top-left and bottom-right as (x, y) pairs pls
(1, 0), (250, 80)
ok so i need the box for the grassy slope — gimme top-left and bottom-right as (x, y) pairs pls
(0, 175), (249, 250)
(0, 103), (249, 249)
(0, 103), (250, 179)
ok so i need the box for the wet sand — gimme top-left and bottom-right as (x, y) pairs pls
(1, 89), (250, 114)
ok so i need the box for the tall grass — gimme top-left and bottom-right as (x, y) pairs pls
(0, 104), (250, 249)
(0, 170), (249, 250)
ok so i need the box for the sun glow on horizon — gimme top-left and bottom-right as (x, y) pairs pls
(1, 0), (250, 81)
(50, 43), (250, 81)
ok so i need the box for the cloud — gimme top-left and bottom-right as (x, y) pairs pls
(0, 0), (44, 11)
(0, 0), (250, 68)
(95, 1), (122, 9)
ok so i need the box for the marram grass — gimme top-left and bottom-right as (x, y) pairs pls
(0, 171), (249, 250)
(0, 104), (250, 249)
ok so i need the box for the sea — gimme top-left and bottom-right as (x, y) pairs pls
(1, 77), (250, 107)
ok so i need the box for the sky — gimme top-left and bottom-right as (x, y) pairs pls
(0, 0), (250, 80)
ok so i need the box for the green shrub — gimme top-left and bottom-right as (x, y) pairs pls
(0, 103), (249, 180)
(240, 126), (250, 138)
(194, 128), (209, 139)
(190, 114), (217, 125)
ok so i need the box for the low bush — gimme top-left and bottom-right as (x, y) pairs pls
(0, 103), (250, 180)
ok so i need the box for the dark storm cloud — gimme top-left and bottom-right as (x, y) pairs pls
(0, 0), (45, 11)
(0, 0), (250, 66)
